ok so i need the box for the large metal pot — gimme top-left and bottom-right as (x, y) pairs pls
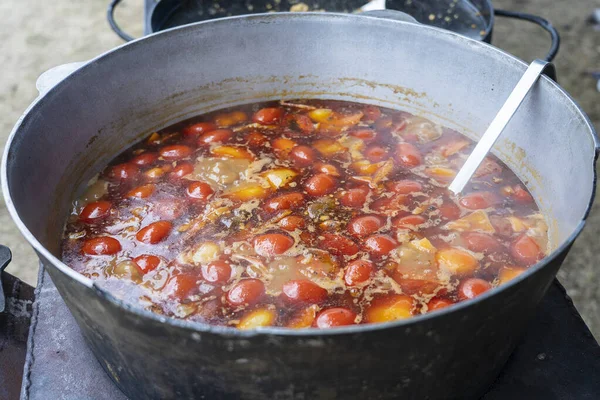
(2, 13), (598, 400)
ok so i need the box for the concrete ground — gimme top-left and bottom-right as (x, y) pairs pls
(1, 0), (599, 336)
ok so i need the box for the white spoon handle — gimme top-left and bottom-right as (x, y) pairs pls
(448, 59), (554, 195)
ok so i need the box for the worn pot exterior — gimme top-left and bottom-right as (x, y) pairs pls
(3, 13), (597, 400)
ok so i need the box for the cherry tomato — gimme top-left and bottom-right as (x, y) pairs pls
(282, 114), (314, 133)
(510, 235), (542, 266)
(131, 152), (158, 166)
(459, 192), (498, 210)
(314, 162), (340, 176)
(350, 128), (377, 142)
(364, 146), (389, 162)
(126, 184), (155, 199)
(201, 261), (232, 284)
(315, 308), (357, 328)
(82, 237), (121, 255)
(160, 145), (193, 160)
(439, 201), (461, 220)
(344, 260), (374, 286)
(458, 278), (492, 300)
(393, 215), (426, 230)
(227, 279), (265, 306)
(427, 298), (454, 311)
(462, 232), (501, 253)
(183, 122), (217, 137)
(133, 254), (161, 274)
(339, 186), (370, 208)
(304, 174), (336, 196)
(362, 105), (382, 122)
(290, 145), (317, 166)
(395, 143), (422, 167)
(198, 129), (233, 145)
(321, 233), (359, 256)
(109, 163), (139, 181)
(170, 162), (194, 179)
(254, 233), (294, 256)
(279, 215), (305, 231)
(386, 180), (423, 194)
(166, 271), (199, 299)
(348, 215), (383, 237)
(136, 221), (172, 244)
(364, 234), (398, 256)
(253, 107), (283, 124)
(187, 181), (214, 200)
(264, 192), (304, 212)
(371, 195), (408, 212)
(246, 131), (268, 147)
(79, 201), (112, 222)
(282, 280), (327, 303)
(513, 185), (534, 203)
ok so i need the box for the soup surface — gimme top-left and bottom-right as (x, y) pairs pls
(61, 100), (548, 329)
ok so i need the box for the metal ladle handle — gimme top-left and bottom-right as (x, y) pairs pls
(448, 59), (556, 195)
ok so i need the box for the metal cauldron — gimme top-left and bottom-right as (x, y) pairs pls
(2, 12), (598, 400)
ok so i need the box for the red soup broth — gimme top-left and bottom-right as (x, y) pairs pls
(61, 100), (548, 329)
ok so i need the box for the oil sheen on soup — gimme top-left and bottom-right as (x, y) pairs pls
(61, 100), (549, 329)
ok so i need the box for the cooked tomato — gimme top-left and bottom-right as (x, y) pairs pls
(348, 216), (383, 237)
(227, 279), (265, 306)
(315, 308), (357, 328)
(364, 235), (398, 256)
(254, 233), (294, 256)
(80, 201), (112, 222)
(253, 108), (283, 125)
(133, 255), (161, 274)
(82, 237), (121, 255)
(282, 280), (327, 303)
(344, 260), (374, 286)
(201, 261), (232, 284)
(458, 278), (492, 300)
(136, 221), (172, 244)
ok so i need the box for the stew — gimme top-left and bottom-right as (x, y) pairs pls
(61, 100), (548, 329)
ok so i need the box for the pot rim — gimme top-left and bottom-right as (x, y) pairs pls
(2, 12), (598, 337)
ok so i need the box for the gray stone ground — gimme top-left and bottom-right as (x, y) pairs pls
(1, 0), (599, 336)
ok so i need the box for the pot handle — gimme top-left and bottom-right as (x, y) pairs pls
(0, 245), (13, 313)
(494, 9), (560, 62)
(108, 0), (135, 42)
(36, 62), (86, 96)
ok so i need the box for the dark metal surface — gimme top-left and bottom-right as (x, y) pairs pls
(0, 272), (34, 400)
(4, 13), (597, 400)
(22, 268), (600, 400)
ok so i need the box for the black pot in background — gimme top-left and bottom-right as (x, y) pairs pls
(109, 0), (559, 60)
